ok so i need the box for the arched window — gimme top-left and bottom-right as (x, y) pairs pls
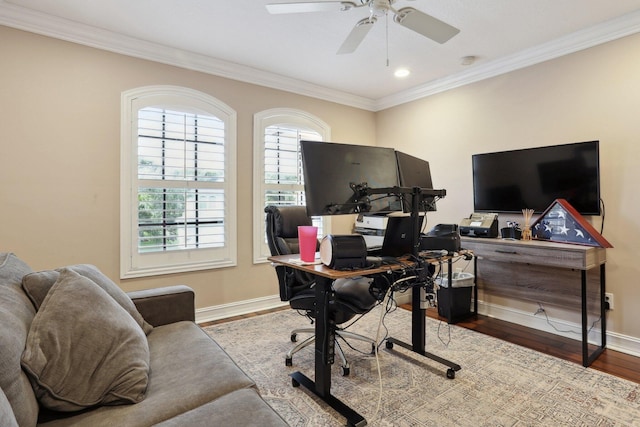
(253, 108), (330, 263)
(121, 86), (237, 278)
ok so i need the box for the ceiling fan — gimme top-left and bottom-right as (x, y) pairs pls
(265, 0), (460, 54)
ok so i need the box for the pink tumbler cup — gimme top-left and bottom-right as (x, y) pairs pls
(297, 226), (318, 262)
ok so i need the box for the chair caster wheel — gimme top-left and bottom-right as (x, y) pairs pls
(446, 368), (456, 379)
(385, 340), (394, 349)
(285, 357), (292, 367)
(370, 344), (376, 354)
(341, 366), (350, 376)
(292, 378), (300, 387)
(290, 333), (297, 342)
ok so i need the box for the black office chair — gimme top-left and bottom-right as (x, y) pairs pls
(265, 205), (379, 376)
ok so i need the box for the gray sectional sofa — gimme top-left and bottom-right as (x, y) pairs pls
(0, 252), (287, 426)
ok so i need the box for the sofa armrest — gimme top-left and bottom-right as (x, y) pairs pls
(128, 285), (195, 327)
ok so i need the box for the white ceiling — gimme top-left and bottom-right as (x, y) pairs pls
(2, 0), (640, 110)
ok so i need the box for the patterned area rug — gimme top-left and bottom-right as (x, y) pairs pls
(203, 307), (640, 426)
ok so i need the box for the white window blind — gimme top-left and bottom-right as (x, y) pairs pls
(264, 125), (319, 207)
(121, 86), (237, 278)
(137, 107), (225, 252)
(253, 109), (330, 263)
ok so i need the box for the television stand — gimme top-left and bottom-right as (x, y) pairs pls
(460, 237), (607, 367)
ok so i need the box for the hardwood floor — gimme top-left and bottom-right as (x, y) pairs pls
(202, 305), (640, 384)
(414, 304), (640, 384)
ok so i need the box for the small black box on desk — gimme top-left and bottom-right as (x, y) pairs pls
(420, 224), (461, 253)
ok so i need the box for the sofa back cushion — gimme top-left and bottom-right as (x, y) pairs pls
(0, 253), (39, 427)
(21, 268), (151, 411)
(22, 264), (153, 335)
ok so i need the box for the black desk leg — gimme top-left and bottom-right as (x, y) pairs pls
(289, 276), (367, 427)
(387, 258), (461, 379)
(411, 280), (426, 354)
(601, 264), (607, 351)
(473, 255), (478, 315)
(581, 265), (607, 367)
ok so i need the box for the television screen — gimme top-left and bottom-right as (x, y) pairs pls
(395, 151), (437, 212)
(301, 140), (401, 216)
(472, 141), (601, 215)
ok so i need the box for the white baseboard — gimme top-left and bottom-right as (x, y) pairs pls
(195, 294), (640, 358)
(478, 301), (640, 358)
(196, 292), (412, 324)
(196, 294), (287, 324)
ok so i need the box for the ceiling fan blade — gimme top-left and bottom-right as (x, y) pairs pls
(394, 7), (460, 44)
(266, 1), (357, 14)
(337, 17), (376, 54)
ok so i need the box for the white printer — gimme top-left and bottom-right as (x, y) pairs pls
(354, 213), (388, 251)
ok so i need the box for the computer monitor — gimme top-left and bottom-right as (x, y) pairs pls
(395, 151), (437, 212)
(301, 140), (401, 216)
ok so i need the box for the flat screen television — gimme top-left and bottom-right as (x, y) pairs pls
(301, 140), (401, 216)
(395, 151), (437, 212)
(472, 140), (601, 215)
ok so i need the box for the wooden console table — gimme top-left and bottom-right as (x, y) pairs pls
(460, 237), (607, 367)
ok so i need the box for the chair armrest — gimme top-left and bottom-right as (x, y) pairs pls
(128, 285), (195, 327)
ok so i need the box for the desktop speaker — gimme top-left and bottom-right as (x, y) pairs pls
(319, 234), (367, 270)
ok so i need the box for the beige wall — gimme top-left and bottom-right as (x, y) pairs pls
(0, 26), (375, 310)
(376, 32), (640, 338)
(2, 24), (639, 341)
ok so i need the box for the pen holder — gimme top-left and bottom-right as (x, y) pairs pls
(500, 227), (522, 240)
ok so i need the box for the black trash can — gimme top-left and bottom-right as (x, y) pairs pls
(436, 272), (474, 323)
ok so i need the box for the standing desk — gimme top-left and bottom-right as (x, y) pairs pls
(268, 252), (468, 427)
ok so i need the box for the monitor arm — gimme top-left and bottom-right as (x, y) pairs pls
(364, 186), (447, 257)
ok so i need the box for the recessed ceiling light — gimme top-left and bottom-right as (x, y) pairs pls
(394, 68), (410, 78)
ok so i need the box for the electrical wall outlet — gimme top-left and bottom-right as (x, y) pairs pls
(605, 292), (614, 310)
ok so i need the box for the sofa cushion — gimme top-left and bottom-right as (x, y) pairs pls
(154, 388), (287, 427)
(22, 264), (153, 335)
(35, 322), (256, 426)
(0, 253), (39, 427)
(21, 268), (150, 412)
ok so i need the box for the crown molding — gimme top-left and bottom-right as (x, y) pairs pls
(2, 1), (639, 112)
(375, 9), (640, 110)
(0, 1), (377, 111)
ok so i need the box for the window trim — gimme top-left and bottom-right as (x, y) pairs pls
(252, 108), (331, 264)
(121, 85), (237, 278)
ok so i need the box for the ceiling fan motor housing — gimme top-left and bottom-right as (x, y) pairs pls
(372, 0), (394, 13)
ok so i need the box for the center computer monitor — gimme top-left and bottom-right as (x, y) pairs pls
(395, 151), (437, 212)
(300, 140), (401, 216)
